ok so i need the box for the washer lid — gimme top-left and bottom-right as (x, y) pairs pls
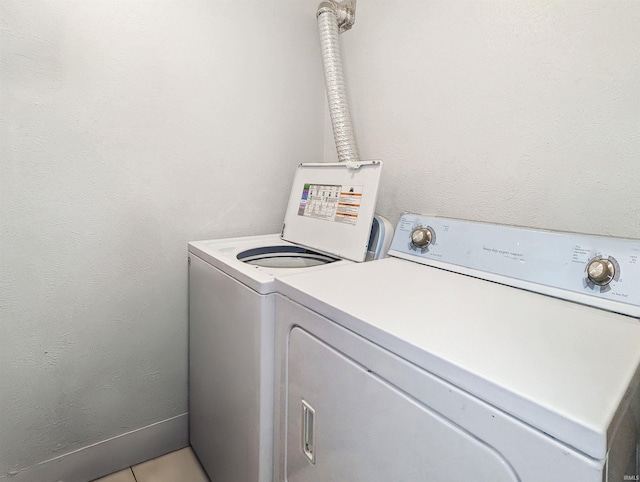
(281, 161), (383, 262)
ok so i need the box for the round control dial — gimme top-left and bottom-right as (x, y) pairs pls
(411, 227), (433, 248)
(587, 258), (616, 286)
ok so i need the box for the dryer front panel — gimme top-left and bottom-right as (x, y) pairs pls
(273, 295), (605, 482)
(285, 327), (518, 482)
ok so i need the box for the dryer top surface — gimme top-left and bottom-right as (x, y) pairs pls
(274, 257), (640, 460)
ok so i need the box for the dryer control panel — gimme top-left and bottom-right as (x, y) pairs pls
(389, 214), (640, 318)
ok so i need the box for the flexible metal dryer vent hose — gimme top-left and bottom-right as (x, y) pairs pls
(317, 1), (360, 167)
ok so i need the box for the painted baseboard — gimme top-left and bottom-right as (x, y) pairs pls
(6, 413), (189, 482)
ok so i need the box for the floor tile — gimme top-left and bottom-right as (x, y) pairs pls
(91, 468), (136, 482)
(132, 447), (209, 482)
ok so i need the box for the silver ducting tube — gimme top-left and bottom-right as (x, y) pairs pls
(317, 1), (360, 166)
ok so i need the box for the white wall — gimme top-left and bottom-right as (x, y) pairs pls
(0, 0), (324, 478)
(326, 0), (640, 239)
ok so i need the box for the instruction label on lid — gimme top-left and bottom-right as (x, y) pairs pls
(297, 184), (362, 225)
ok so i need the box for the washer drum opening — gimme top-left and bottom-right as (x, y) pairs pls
(237, 246), (339, 268)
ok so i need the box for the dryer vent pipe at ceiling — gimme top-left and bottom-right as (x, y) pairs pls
(317, 0), (360, 169)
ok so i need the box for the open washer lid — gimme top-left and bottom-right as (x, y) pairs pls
(281, 161), (382, 262)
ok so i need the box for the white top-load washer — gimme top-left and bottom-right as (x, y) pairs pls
(188, 162), (386, 482)
(273, 213), (640, 482)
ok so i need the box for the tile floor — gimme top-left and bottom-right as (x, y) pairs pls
(92, 447), (209, 482)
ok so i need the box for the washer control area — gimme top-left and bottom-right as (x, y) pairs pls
(390, 213), (640, 316)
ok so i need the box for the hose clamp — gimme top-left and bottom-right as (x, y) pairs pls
(316, 0), (356, 33)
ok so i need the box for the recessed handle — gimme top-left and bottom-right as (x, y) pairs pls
(302, 400), (316, 465)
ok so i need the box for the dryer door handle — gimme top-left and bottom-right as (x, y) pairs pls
(302, 400), (316, 465)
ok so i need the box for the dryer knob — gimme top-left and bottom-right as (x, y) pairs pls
(587, 258), (615, 286)
(411, 228), (432, 248)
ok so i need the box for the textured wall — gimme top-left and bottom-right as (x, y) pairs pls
(325, 0), (640, 239)
(0, 0), (323, 475)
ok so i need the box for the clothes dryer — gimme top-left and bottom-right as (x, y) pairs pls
(188, 162), (388, 482)
(273, 214), (640, 482)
